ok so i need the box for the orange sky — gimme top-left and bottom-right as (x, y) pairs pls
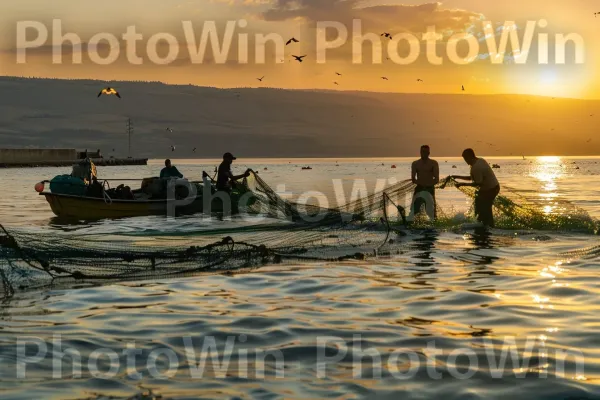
(1, 0), (599, 98)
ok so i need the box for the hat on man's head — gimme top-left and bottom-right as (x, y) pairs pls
(223, 152), (237, 160)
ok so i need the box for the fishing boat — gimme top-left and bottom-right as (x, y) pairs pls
(37, 159), (257, 220)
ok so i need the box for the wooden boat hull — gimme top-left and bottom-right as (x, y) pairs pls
(41, 191), (252, 220)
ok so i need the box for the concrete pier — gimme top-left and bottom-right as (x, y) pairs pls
(0, 148), (147, 168)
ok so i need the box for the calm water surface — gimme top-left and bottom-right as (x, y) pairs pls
(1, 157), (600, 399)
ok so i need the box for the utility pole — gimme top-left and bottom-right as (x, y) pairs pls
(126, 118), (133, 158)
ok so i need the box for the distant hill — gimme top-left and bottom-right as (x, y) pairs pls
(0, 76), (598, 158)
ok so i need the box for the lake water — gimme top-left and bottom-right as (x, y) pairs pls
(1, 157), (600, 400)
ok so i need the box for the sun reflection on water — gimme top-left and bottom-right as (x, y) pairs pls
(530, 157), (565, 215)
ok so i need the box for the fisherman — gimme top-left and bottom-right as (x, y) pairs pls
(160, 159), (184, 179)
(450, 148), (500, 228)
(216, 152), (251, 193)
(411, 145), (439, 219)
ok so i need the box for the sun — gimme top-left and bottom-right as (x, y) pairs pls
(539, 70), (558, 86)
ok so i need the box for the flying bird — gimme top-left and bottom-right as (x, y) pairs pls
(334, 82), (339, 85)
(171, 145), (175, 152)
(292, 55), (306, 62)
(381, 33), (392, 39)
(381, 77), (388, 80)
(257, 76), (265, 82)
(462, 85), (465, 91)
(166, 128), (173, 133)
(416, 79), (423, 82)
(595, 12), (600, 17)
(98, 87), (120, 98)
(335, 72), (342, 76)
(193, 147), (197, 152)
(286, 37), (299, 45)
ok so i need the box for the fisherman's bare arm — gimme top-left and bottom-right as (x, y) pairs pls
(411, 162), (418, 184)
(231, 169), (252, 181)
(450, 175), (472, 181)
(433, 161), (440, 185)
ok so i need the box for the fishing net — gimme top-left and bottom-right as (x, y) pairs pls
(439, 177), (599, 233)
(0, 173), (597, 295)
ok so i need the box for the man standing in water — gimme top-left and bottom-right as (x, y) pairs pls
(411, 145), (439, 219)
(451, 148), (500, 228)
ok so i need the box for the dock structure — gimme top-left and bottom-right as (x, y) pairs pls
(0, 148), (147, 168)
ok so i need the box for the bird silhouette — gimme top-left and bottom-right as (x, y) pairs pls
(98, 87), (121, 98)
(381, 77), (388, 80)
(462, 85), (465, 91)
(335, 72), (342, 76)
(292, 55), (306, 62)
(596, 12), (600, 17)
(381, 33), (392, 39)
(416, 79), (423, 82)
(286, 37), (299, 45)
(193, 147), (197, 152)
(257, 76), (265, 82)
(334, 82), (339, 85)
(166, 128), (173, 133)
(171, 145), (175, 152)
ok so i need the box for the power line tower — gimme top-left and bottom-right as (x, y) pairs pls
(126, 118), (133, 158)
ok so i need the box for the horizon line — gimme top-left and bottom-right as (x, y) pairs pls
(0, 74), (593, 101)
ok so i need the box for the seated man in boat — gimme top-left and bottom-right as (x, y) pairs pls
(160, 159), (184, 179)
(216, 152), (251, 193)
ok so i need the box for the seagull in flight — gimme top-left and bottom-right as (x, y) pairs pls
(292, 55), (306, 62)
(193, 147), (197, 152)
(166, 127), (173, 133)
(381, 32), (392, 39)
(286, 37), (299, 45)
(416, 79), (423, 82)
(335, 72), (342, 76)
(257, 76), (265, 82)
(171, 145), (176, 152)
(334, 82), (339, 85)
(381, 77), (389, 80)
(98, 87), (121, 98)
(462, 85), (465, 91)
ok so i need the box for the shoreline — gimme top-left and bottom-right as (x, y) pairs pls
(0, 158), (148, 168)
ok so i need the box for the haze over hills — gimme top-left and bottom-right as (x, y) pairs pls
(0, 76), (598, 159)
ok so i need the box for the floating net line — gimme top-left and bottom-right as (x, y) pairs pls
(0, 173), (597, 295)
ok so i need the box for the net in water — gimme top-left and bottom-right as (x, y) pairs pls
(0, 174), (597, 295)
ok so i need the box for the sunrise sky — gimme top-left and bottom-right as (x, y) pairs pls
(0, 0), (599, 99)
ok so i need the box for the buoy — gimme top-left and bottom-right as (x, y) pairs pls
(34, 182), (45, 193)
